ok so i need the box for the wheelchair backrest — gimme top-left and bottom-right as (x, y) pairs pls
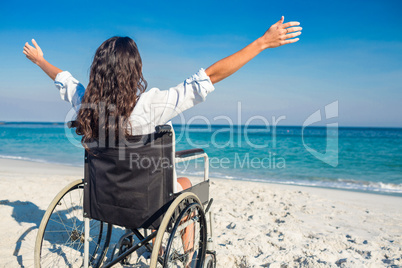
(82, 126), (176, 229)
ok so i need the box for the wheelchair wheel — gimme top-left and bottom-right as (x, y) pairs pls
(150, 192), (207, 268)
(34, 179), (112, 268)
(203, 254), (216, 268)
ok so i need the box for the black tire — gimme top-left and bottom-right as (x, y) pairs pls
(150, 192), (207, 268)
(34, 180), (112, 268)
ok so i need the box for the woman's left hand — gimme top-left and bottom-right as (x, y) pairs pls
(260, 16), (302, 49)
(23, 39), (44, 65)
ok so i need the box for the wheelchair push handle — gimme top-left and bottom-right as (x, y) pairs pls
(155, 125), (172, 134)
(67, 120), (78, 129)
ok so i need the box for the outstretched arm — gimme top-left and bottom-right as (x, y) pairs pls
(23, 39), (62, 80)
(205, 16), (301, 84)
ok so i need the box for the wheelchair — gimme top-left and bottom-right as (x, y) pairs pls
(34, 123), (216, 268)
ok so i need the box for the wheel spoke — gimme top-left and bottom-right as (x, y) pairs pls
(35, 181), (112, 268)
(151, 193), (207, 268)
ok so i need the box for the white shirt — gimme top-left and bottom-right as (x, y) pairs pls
(54, 68), (215, 135)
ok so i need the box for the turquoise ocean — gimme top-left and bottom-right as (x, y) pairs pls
(1, 122), (402, 196)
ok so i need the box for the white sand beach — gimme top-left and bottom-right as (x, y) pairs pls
(0, 158), (401, 267)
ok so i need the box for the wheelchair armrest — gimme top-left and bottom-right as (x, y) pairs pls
(175, 148), (209, 181)
(175, 148), (205, 158)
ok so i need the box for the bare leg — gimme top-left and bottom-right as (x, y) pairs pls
(153, 177), (194, 257)
(177, 177), (192, 191)
(177, 177), (195, 267)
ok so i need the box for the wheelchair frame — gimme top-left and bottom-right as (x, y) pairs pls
(34, 124), (216, 268)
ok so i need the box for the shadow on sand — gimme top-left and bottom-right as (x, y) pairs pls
(0, 199), (45, 267)
(0, 199), (84, 267)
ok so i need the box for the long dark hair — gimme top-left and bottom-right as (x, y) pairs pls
(75, 36), (147, 147)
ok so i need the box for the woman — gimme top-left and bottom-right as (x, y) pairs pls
(24, 16), (301, 265)
(23, 17), (301, 193)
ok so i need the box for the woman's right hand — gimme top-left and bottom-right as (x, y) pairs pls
(23, 39), (44, 65)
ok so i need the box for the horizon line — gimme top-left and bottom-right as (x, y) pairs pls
(1, 121), (401, 129)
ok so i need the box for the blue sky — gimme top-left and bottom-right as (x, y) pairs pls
(0, 0), (401, 127)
